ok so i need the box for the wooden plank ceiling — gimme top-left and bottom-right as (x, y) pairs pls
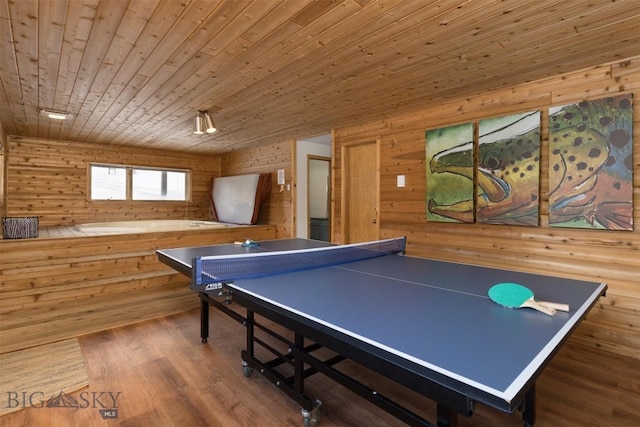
(1, 0), (640, 154)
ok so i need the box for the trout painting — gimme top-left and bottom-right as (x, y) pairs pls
(427, 113), (541, 225)
(477, 112), (541, 225)
(426, 123), (475, 223)
(549, 94), (633, 231)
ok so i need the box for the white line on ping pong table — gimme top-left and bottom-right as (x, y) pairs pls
(333, 257), (492, 300)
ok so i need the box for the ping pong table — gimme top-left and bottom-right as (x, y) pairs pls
(157, 238), (606, 427)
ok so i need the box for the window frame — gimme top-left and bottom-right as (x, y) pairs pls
(88, 163), (191, 202)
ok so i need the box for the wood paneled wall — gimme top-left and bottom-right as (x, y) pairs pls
(4, 136), (221, 227)
(333, 57), (640, 360)
(0, 135), (287, 353)
(1, 121), (5, 217)
(220, 140), (295, 239)
(0, 119), (6, 149)
(0, 151), (5, 218)
(0, 225), (276, 354)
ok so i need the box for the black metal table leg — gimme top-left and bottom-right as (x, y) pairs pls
(246, 310), (255, 358)
(522, 384), (536, 427)
(294, 334), (305, 396)
(437, 403), (458, 427)
(200, 294), (209, 343)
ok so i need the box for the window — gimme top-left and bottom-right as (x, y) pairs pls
(91, 165), (127, 200)
(90, 164), (190, 201)
(132, 168), (186, 200)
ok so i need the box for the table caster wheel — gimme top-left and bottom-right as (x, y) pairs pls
(301, 400), (322, 427)
(241, 360), (253, 377)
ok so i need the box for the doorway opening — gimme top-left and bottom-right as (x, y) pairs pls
(308, 156), (330, 241)
(295, 134), (332, 240)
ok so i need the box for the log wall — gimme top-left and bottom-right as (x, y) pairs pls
(333, 57), (640, 360)
(0, 225), (275, 354)
(4, 136), (221, 226)
(0, 136), (283, 353)
(220, 140), (295, 239)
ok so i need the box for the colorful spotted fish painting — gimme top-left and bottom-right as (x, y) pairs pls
(549, 94), (633, 230)
(426, 123), (475, 223)
(477, 112), (541, 225)
(427, 112), (541, 225)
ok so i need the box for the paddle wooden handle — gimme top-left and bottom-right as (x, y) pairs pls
(538, 301), (570, 312)
(522, 298), (556, 316)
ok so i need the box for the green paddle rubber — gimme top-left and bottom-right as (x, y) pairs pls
(488, 283), (556, 316)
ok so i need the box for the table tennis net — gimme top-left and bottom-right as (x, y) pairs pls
(193, 237), (406, 286)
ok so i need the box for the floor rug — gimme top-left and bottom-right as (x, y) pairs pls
(0, 338), (89, 416)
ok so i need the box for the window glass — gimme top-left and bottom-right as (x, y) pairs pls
(89, 164), (189, 201)
(90, 165), (127, 200)
(132, 169), (187, 200)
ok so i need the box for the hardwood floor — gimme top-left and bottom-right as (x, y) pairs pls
(2, 307), (639, 427)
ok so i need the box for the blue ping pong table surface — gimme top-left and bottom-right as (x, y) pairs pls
(157, 238), (606, 423)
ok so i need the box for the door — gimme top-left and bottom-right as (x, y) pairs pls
(308, 156), (330, 241)
(342, 141), (378, 243)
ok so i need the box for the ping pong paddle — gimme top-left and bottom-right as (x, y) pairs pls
(536, 300), (570, 312)
(488, 283), (557, 316)
(234, 239), (260, 247)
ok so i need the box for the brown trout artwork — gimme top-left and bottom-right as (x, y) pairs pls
(549, 94), (633, 230)
(426, 123), (475, 223)
(428, 112), (541, 225)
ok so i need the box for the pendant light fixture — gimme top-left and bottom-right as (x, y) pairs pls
(193, 110), (216, 134)
(193, 111), (205, 134)
(203, 112), (216, 133)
